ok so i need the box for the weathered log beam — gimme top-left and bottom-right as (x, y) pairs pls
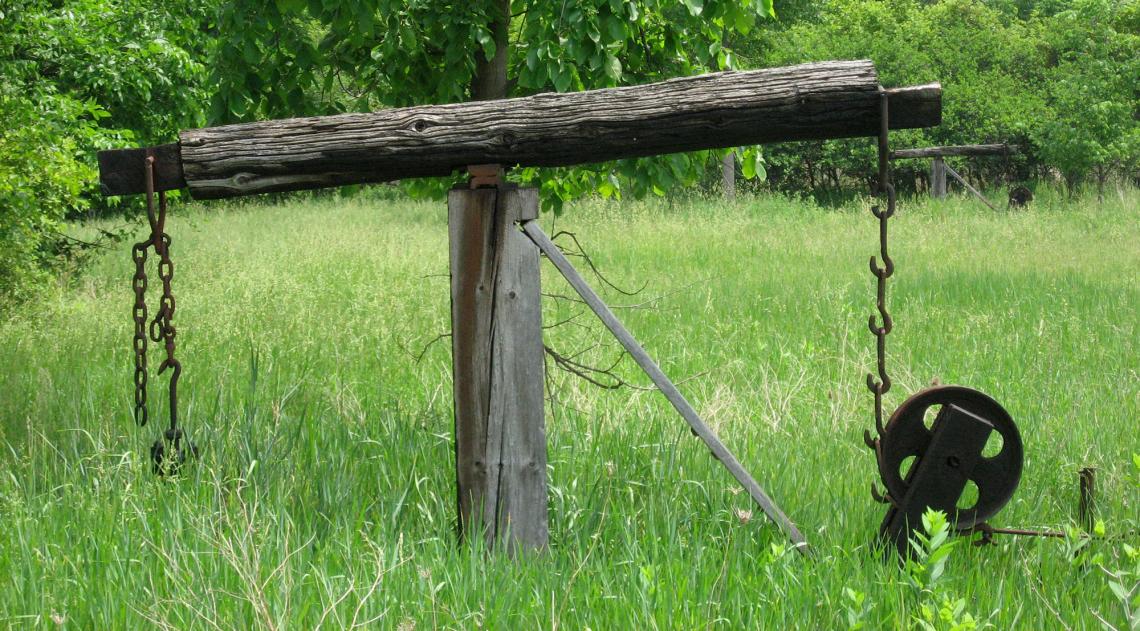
(890, 143), (1016, 160)
(97, 143), (185, 196)
(99, 60), (941, 199)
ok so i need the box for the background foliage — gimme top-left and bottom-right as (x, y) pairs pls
(0, 0), (1137, 305)
(0, 0), (211, 307)
(754, 0), (1138, 196)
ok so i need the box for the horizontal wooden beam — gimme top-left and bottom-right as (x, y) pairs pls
(97, 143), (185, 196)
(99, 60), (942, 199)
(890, 143), (1016, 160)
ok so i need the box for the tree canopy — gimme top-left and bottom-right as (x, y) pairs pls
(1, 0), (1137, 306)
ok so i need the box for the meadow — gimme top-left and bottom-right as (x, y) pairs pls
(0, 187), (1136, 629)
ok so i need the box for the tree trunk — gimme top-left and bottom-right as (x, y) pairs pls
(722, 151), (735, 200)
(471, 0), (511, 101)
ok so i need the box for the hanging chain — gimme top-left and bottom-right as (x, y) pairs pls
(131, 233), (150, 426)
(864, 90), (896, 459)
(149, 189), (181, 437)
(133, 154), (192, 473)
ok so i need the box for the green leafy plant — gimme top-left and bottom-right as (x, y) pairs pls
(0, 0), (211, 307)
(843, 587), (873, 630)
(915, 596), (980, 631)
(1101, 543), (1140, 631)
(906, 509), (958, 591)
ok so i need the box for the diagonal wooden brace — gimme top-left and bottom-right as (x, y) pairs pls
(520, 219), (808, 552)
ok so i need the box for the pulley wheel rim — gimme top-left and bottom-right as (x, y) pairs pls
(876, 385), (1023, 530)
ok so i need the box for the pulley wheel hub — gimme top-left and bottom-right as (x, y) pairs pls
(877, 385), (1022, 530)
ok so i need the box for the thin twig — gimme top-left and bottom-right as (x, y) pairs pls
(549, 230), (647, 296)
(397, 332), (452, 363)
(544, 345), (625, 390)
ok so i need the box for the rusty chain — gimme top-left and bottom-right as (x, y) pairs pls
(865, 90), (896, 503)
(131, 238), (149, 426)
(134, 154), (192, 473)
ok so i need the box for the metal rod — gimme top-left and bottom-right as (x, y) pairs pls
(521, 219), (808, 552)
(987, 527), (1067, 539)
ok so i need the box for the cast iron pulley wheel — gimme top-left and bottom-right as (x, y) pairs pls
(876, 385), (1023, 530)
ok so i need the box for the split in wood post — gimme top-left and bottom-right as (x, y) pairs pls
(519, 219), (809, 553)
(449, 185), (547, 555)
(1079, 467), (1096, 533)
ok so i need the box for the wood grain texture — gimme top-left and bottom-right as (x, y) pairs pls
(521, 219), (808, 552)
(97, 143), (185, 196)
(931, 157), (947, 199)
(176, 60), (940, 199)
(449, 186), (547, 553)
(891, 143), (1016, 160)
(449, 188), (497, 545)
(486, 188), (547, 552)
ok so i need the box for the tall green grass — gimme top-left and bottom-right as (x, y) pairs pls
(0, 187), (1136, 628)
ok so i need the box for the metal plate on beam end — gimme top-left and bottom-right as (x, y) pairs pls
(97, 143), (185, 197)
(877, 385), (1023, 530)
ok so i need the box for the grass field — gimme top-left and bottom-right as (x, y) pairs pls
(0, 187), (1137, 629)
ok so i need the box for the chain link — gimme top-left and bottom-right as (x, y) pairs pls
(131, 241), (149, 426)
(133, 154), (184, 452)
(865, 90), (895, 450)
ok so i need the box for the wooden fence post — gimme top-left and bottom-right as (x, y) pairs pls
(448, 185), (548, 554)
(931, 157), (947, 198)
(722, 151), (736, 200)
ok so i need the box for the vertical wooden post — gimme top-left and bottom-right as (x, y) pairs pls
(722, 151), (736, 200)
(931, 157), (947, 198)
(448, 185), (548, 554)
(1079, 467), (1096, 532)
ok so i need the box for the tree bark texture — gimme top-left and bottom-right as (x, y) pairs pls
(469, 0), (511, 102)
(170, 60), (939, 199)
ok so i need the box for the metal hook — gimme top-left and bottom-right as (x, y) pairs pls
(871, 483), (894, 506)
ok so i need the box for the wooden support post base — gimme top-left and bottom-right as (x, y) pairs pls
(931, 157), (947, 199)
(448, 185), (548, 554)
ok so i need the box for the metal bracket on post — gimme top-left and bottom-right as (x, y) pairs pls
(467, 164), (504, 189)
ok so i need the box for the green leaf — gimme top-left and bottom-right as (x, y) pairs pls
(587, 23), (601, 44)
(551, 63), (573, 92)
(604, 15), (626, 43)
(741, 148), (766, 181)
(683, 0), (704, 17)
(734, 7), (756, 33)
(275, 0), (305, 13)
(475, 28), (496, 62)
(1108, 581), (1129, 602)
(604, 54), (622, 81)
(229, 95), (249, 118)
